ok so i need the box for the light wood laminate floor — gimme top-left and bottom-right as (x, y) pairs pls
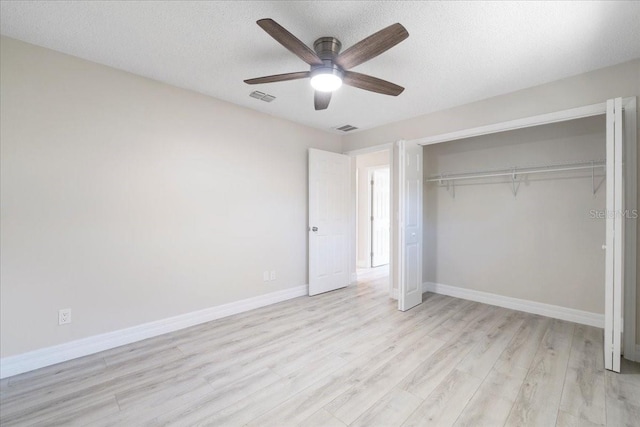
(1, 274), (639, 426)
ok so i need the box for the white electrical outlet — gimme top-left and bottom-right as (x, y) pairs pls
(58, 308), (71, 325)
(263, 271), (270, 282)
(270, 271), (276, 281)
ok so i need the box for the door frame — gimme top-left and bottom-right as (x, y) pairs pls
(407, 98), (638, 366)
(345, 144), (395, 298)
(622, 97), (637, 362)
(368, 165), (391, 268)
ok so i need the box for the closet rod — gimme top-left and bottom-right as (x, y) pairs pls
(425, 161), (605, 183)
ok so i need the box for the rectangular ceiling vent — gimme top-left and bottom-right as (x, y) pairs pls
(249, 91), (276, 103)
(336, 124), (358, 132)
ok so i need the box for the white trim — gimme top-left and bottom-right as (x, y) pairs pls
(423, 282), (603, 328)
(622, 97), (637, 365)
(411, 102), (607, 146)
(343, 142), (393, 156)
(0, 285), (308, 379)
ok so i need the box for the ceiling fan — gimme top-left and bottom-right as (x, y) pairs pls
(244, 19), (409, 110)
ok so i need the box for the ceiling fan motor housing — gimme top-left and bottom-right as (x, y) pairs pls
(313, 37), (342, 60)
(311, 37), (344, 79)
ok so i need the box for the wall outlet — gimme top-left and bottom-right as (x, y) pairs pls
(58, 308), (71, 325)
(270, 271), (276, 281)
(263, 271), (270, 282)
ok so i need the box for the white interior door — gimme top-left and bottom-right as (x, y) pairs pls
(309, 149), (350, 296)
(371, 167), (390, 267)
(604, 98), (624, 372)
(398, 140), (423, 311)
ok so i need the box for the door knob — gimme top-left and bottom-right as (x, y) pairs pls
(311, 226), (318, 232)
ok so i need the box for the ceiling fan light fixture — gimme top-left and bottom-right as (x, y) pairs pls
(246, 19), (408, 109)
(310, 67), (343, 92)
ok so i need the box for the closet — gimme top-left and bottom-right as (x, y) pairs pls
(396, 98), (637, 372)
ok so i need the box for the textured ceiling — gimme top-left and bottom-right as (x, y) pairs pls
(1, 1), (639, 134)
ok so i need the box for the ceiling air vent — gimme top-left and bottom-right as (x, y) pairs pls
(249, 91), (276, 102)
(336, 124), (358, 132)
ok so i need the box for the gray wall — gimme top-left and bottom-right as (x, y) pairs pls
(424, 116), (605, 314)
(0, 37), (341, 357)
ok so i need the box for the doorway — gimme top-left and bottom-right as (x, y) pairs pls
(369, 166), (390, 267)
(353, 149), (392, 290)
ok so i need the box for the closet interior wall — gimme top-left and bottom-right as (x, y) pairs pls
(423, 115), (606, 315)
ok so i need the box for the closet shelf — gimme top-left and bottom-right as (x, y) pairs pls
(425, 160), (606, 197)
(425, 160), (605, 183)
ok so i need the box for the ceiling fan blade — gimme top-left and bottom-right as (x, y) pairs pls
(314, 91), (331, 110)
(343, 71), (404, 96)
(335, 23), (408, 70)
(244, 71), (310, 85)
(257, 19), (323, 66)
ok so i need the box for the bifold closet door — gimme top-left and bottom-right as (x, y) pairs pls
(398, 140), (423, 311)
(604, 98), (624, 372)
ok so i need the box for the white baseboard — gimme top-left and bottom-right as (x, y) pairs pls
(423, 282), (604, 328)
(0, 285), (308, 379)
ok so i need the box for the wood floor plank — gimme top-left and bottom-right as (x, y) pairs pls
(425, 301), (486, 342)
(398, 306), (508, 399)
(351, 387), (422, 427)
(401, 369), (482, 427)
(605, 370), (640, 405)
(0, 346), (186, 413)
(299, 408), (347, 427)
(456, 310), (525, 379)
(322, 335), (446, 425)
(247, 321), (445, 427)
(556, 410), (603, 427)
(504, 319), (575, 427)
(0, 395), (120, 426)
(2, 353), (108, 397)
(478, 361), (529, 400)
(498, 313), (551, 370)
(453, 360), (528, 426)
(560, 325), (606, 425)
(122, 366), (283, 426)
(453, 391), (514, 427)
(611, 357), (640, 388)
(160, 334), (402, 426)
(605, 395), (640, 427)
